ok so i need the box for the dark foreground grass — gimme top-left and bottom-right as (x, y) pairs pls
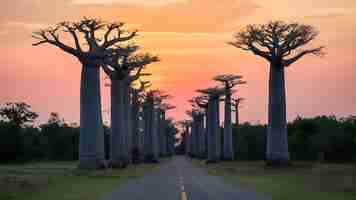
(0, 161), (160, 200)
(194, 160), (356, 200)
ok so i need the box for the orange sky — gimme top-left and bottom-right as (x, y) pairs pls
(1, 0), (356, 125)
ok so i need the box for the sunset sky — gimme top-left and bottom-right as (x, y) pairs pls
(1, 0), (356, 125)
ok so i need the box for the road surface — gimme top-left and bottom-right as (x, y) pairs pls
(103, 156), (270, 200)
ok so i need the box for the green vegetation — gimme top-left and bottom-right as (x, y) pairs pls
(0, 161), (159, 200)
(194, 160), (356, 200)
(231, 115), (356, 162)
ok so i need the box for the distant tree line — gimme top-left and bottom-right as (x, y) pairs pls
(0, 102), (179, 164)
(232, 115), (356, 162)
(0, 102), (79, 163)
(178, 115), (356, 162)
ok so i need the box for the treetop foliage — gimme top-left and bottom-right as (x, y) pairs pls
(229, 21), (325, 66)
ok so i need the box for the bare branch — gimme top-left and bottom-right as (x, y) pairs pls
(32, 27), (79, 56)
(60, 21), (83, 52)
(283, 46), (325, 66)
(213, 74), (246, 90)
(102, 29), (138, 49)
(230, 21), (325, 65)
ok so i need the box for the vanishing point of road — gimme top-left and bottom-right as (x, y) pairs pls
(103, 156), (270, 200)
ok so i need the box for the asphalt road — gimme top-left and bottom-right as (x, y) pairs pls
(103, 156), (270, 200)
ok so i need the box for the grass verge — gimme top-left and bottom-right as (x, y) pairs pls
(0, 161), (161, 200)
(194, 160), (356, 200)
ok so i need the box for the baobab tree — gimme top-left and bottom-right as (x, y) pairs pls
(102, 48), (158, 167)
(142, 90), (169, 162)
(142, 90), (157, 163)
(229, 21), (325, 165)
(232, 97), (245, 127)
(165, 118), (178, 156)
(158, 103), (175, 157)
(198, 87), (225, 163)
(32, 18), (137, 169)
(153, 91), (172, 157)
(194, 95), (210, 158)
(214, 74), (246, 160)
(189, 98), (207, 158)
(178, 120), (192, 156)
(186, 109), (202, 158)
(131, 80), (151, 163)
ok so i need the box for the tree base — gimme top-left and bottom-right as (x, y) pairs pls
(206, 160), (218, 164)
(221, 158), (234, 161)
(265, 159), (291, 167)
(221, 156), (234, 161)
(109, 159), (129, 169)
(78, 157), (108, 170)
(144, 154), (159, 163)
(198, 156), (208, 160)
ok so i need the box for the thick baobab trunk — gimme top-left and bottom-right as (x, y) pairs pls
(143, 103), (152, 161)
(131, 91), (140, 163)
(234, 104), (240, 158)
(266, 64), (290, 165)
(110, 79), (127, 168)
(195, 121), (199, 157)
(168, 132), (175, 156)
(204, 111), (208, 157)
(144, 102), (159, 163)
(185, 126), (191, 156)
(206, 101), (213, 162)
(161, 112), (168, 156)
(189, 124), (194, 157)
(223, 92), (234, 160)
(216, 98), (221, 161)
(195, 118), (201, 158)
(207, 99), (219, 163)
(122, 84), (132, 164)
(79, 65), (106, 169)
(158, 111), (164, 156)
(198, 116), (206, 159)
(190, 121), (195, 157)
(192, 119), (199, 157)
(138, 114), (145, 160)
(235, 104), (239, 127)
(152, 109), (160, 160)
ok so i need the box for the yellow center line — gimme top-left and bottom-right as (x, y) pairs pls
(182, 191), (188, 200)
(178, 172), (188, 200)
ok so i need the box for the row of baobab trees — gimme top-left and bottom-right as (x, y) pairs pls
(32, 17), (176, 169)
(181, 21), (324, 166)
(181, 74), (245, 162)
(32, 17), (324, 167)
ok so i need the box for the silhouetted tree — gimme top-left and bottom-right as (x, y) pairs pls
(158, 103), (175, 157)
(102, 47), (158, 168)
(198, 87), (225, 163)
(0, 102), (38, 128)
(186, 109), (198, 158)
(214, 74), (246, 160)
(178, 120), (192, 156)
(229, 21), (325, 166)
(193, 95), (210, 158)
(165, 118), (178, 156)
(131, 80), (151, 163)
(41, 113), (79, 161)
(142, 90), (167, 163)
(33, 18), (137, 169)
(232, 97), (245, 127)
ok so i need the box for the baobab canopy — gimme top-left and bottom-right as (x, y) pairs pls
(229, 21), (325, 66)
